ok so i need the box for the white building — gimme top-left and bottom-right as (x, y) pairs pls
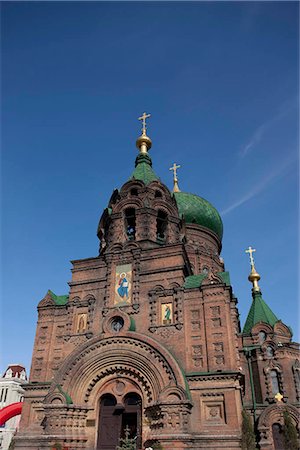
(0, 365), (27, 450)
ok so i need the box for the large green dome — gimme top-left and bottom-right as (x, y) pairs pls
(174, 192), (223, 240)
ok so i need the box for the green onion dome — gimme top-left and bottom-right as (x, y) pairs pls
(173, 191), (223, 240)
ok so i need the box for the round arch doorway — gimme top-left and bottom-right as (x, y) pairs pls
(97, 392), (142, 450)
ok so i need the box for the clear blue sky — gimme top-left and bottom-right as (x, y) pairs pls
(1, 2), (298, 374)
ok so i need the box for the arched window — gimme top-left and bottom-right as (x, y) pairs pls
(266, 346), (274, 357)
(124, 393), (141, 406)
(293, 362), (300, 395)
(111, 317), (124, 333)
(155, 190), (162, 198)
(296, 368), (300, 385)
(258, 331), (266, 344)
(270, 370), (280, 394)
(156, 210), (168, 243)
(125, 208), (136, 240)
(130, 188), (138, 197)
(101, 394), (117, 407)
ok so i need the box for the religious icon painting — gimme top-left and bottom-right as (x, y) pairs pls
(76, 313), (87, 333)
(162, 303), (173, 325)
(114, 264), (132, 305)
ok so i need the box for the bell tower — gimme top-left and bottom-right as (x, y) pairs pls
(97, 112), (182, 252)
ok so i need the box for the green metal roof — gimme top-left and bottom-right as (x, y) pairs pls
(242, 291), (279, 334)
(184, 271), (230, 289)
(48, 290), (69, 306)
(173, 192), (223, 240)
(130, 153), (159, 185)
(218, 271), (231, 286)
(184, 274), (207, 289)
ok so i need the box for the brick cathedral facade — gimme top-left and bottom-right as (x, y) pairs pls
(15, 120), (299, 449)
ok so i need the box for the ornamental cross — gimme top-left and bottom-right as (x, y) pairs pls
(245, 246), (256, 267)
(274, 392), (283, 402)
(138, 112), (151, 134)
(169, 163), (181, 181)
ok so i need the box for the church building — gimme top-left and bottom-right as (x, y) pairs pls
(15, 114), (299, 449)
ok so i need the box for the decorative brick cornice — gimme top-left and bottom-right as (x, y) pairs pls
(23, 382), (52, 393)
(186, 370), (243, 382)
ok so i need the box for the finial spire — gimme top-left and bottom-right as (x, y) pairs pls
(169, 163), (181, 192)
(138, 112), (151, 135)
(245, 246), (261, 293)
(245, 246), (256, 266)
(136, 111), (152, 154)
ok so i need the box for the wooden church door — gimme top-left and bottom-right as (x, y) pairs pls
(97, 394), (121, 450)
(97, 393), (142, 450)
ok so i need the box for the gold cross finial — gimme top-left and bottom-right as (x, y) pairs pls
(138, 112), (151, 135)
(274, 392), (283, 402)
(245, 246), (261, 293)
(169, 163), (181, 180)
(245, 246), (256, 268)
(169, 163), (181, 192)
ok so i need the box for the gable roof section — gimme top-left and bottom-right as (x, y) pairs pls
(48, 290), (69, 306)
(184, 271), (230, 289)
(184, 274), (207, 289)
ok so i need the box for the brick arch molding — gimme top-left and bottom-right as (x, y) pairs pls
(48, 332), (189, 407)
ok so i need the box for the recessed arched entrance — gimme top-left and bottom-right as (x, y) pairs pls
(97, 392), (142, 450)
(272, 423), (285, 450)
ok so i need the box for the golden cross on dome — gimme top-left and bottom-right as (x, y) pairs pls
(245, 246), (256, 267)
(169, 163), (181, 180)
(169, 163), (181, 192)
(274, 392), (283, 402)
(246, 246), (261, 292)
(138, 112), (151, 135)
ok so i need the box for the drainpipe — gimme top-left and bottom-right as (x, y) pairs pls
(244, 347), (257, 422)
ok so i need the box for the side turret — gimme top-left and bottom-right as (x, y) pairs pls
(240, 248), (299, 446)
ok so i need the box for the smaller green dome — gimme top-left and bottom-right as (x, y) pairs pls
(174, 192), (223, 240)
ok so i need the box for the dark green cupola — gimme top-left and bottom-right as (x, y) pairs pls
(173, 191), (223, 240)
(243, 247), (279, 334)
(167, 162), (223, 240)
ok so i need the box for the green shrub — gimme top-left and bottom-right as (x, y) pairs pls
(283, 410), (299, 450)
(241, 409), (256, 450)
